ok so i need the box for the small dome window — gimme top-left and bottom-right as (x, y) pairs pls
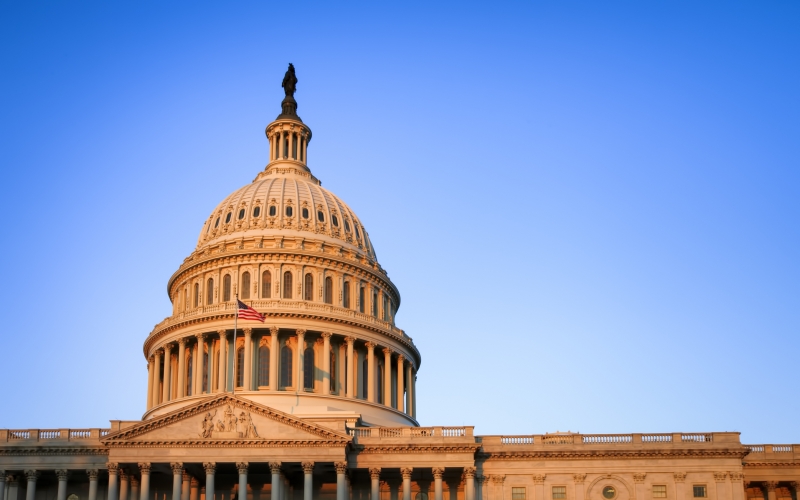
(317, 211), (325, 222)
(285, 206), (293, 217)
(355, 225), (360, 238)
(268, 205), (276, 216)
(225, 212), (232, 224)
(332, 215), (339, 227)
(253, 206), (261, 217)
(344, 220), (350, 232)
(238, 208), (245, 220)
(302, 207), (309, 219)
(214, 217), (220, 228)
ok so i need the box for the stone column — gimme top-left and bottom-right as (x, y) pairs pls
(634, 474), (646, 500)
(107, 464), (119, 500)
(383, 348), (392, 406)
(204, 463), (216, 500)
(55, 470), (69, 500)
(0, 471), (6, 500)
(296, 329), (306, 391)
(206, 335), (215, 393)
(162, 344), (173, 402)
(171, 463), (183, 500)
(345, 337), (355, 398)
(401, 468), (413, 500)
(218, 330), (228, 392)
(302, 462), (314, 500)
(432, 469), (444, 500)
(130, 476), (140, 500)
(790, 482), (800, 500)
(189, 478), (199, 500)
(137, 464), (150, 500)
(181, 473), (191, 500)
(396, 355), (405, 412)
(369, 468), (381, 500)
(335, 462), (347, 500)
(195, 334), (205, 394)
(405, 363), (413, 417)
(365, 342), (376, 402)
(7, 475), (18, 500)
(146, 356), (154, 409)
(714, 473), (728, 500)
(237, 463), (248, 500)
(270, 463), (281, 500)
(243, 329), (253, 390)
(573, 474), (587, 500)
(153, 349), (163, 407)
(674, 473), (687, 500)
(177, 338), (187, 398)
(463, 468), (476, 500)
(119, 470), (129, 500)
(766, 482), (778, 500)
(321, 332), (332, 395)
(87, 470), (99, 500)
(411, 367), (417, 419)
(269, 327), (279, 391)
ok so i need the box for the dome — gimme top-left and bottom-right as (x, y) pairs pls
(196, 171), (379, 263)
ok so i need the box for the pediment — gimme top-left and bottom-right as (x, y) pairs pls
(102, 394), (351, 445)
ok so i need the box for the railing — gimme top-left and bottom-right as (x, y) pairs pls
(501, 436), (534, 445)
(482, 432), (742, 447)
(542, 434), (574, 445)
(681, 433), (713, 443)
(772, 445), (792, 453)
(583, 434), (632, 444)
(642, 434), (673, 442)
(348, 426), (473, 438)
(0, 429), (109, 442)
(747, 445), (765, 452)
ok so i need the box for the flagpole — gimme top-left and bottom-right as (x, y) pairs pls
(232, 294), (238, 395)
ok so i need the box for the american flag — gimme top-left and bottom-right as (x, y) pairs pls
(237, 299), (265, 322)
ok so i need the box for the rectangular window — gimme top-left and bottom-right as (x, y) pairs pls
(512, 488), (527, 500)
(553, 487), (566, 499)
(693, 486), (707, 498)
(653, 486), (667, 498)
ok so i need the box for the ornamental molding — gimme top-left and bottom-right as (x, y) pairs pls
(0, 448), (108, 457)
(478, 448), (749, 461)
(356, 444), (480, 454)
(633, 473), (646, 483)
(743, 462), (800, 468)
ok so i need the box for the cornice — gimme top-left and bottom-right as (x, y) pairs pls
(743, 462), (800, 468)
(477, 448), (750, 461)
(0, 448), (109, 456)
(355, 444), (481, 454)
(106, 440), (347, 449)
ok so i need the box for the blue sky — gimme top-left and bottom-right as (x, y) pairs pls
(0, 1), (798, 443)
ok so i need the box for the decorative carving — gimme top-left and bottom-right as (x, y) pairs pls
(431, 468), (444, 479)
(369, 468), (381, 480)
(463, 467), (476, 479)
(171, 463), (183, 475)
(634, 473), (647, 483)
(766, 482), (779, 492)
(87, 470), (99, 480)
(55, 470), (69, 481)
(236, 463), (248, 475)
(713, 472), (727, 482)
(491, 475), (505, 484)
(269, 462), (282, 474)
(270, 326), (279, 336)
(334, 462), (348, 474)
(365, 342), (376, 350)
(203, 463), (216, 474)
(401, 468), (413, 479)
(321, 332), (332, 339)
(200, 405), (258, 439)
(674, 473), (687, 482)
(729, 473), (744, 482)
(533, 474), (546, 484)
(345, 336), (355, 345)
(382, 347), (393, 356)
(302, 462), (314, 474)
(573, 474), (587, 484)
(24, 470), (39, 481)
(106, 463), (119, 474)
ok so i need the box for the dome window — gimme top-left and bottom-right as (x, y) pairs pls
(355, 225), (361, 238)
(253, 206), (261, 217)
(214, 217), (220, 228)
(302, 207), (309, 219)
(332, 215), (339, 227)
(268, 205), (276, 217)
(317, 211), (325, 222)
(285, 206), (293, 217)
(225, 212), (232, 224)
(344, 220), (351, 232)
(238, 209), (245, 220)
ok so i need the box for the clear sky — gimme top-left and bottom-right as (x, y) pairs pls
(1, 2), (798, 443)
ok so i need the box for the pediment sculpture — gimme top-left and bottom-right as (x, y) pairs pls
(200, 404), (259, 439)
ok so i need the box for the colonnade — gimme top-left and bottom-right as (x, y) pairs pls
(146, 328), (417, 419)
(0, 464), (476, 500)
(269, 129), (308, 164)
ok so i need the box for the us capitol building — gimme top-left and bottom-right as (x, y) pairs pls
(1, 66), (797, 500)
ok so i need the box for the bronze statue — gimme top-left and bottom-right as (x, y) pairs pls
(282, 63), (297, 97)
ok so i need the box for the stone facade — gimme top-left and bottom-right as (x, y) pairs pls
(1, 70), (798, 500)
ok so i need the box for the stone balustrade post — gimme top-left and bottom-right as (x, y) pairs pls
(237, 463), (248, 500)
(433, 468), (444, 500)
(369, 468), (381, 500)
(55, 470), (69, 500)
(138, 464), (151, 500)
(302, 462), (314, 500)
(106, 464), (119, 500)
(204, 463), (216, 500)
(87, 470), (99, 500)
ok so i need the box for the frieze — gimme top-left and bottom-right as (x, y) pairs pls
(356, 444), (481, 454)
(200, 405), (259, 439)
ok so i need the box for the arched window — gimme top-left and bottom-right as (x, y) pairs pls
(377, 361), (384, 403)
(304, 273), (313, 301)
(304, 346), (314, 390)
(253, 206), (261, 218)
(261, 270), (272, 298)
(283, 271), (293, 299)
(330, 350), (336, 392)
(324, 276), (333, 304)
(223, 275), (232, 302)
(362, 358), (368, 398)
(241, 272), (251, 300)
(258, 344), (270, 387)
(193, 283), (199, 308)
(186, 351), (193, 396)
(359, 286), (365, 313)
(236, 347), (244, 387)
(280, 345), (293, 387)
(343, 281), (350, 308)
(372, 292), (378, 317)
(206, 278), (214, 305)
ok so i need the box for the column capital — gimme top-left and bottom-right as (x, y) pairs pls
(55, 470), (69, 481)
(369, 468), (381, 480)
(106, 463), (119, 474)
(87, 470), (99, 481)
(236, 463), (249, 474)
(171, 463), (183, 475)
(197, 332), (207, 341)
(217, 330), (228, 339)
(164, 342), (174, 352)
(790, 482), (799, 490)
(155, 348), (164, 356)
(766, 482), (779, 492)
(713, 473), (727, 483)
(190, 478), (199, 487)
(269, 462), (282, 474)
(137, 463), (151, 475)
(491, 476), (506, 484)
(334, 462), (348, 474)
(462, 467), (476, 479)
(729, 473), (744, 482)
(148, 355), (155, 363)
(321, 332), (332, 339)
(673, 473), (687, 482)
(24, 470), (39, 481)
(432, 468), (444, 479)
(301, 462), (314, 474)
(119, 469), (128, 480)
(573, 474), (586, 484)
(130, 477), (140, 487)
(203, 463), (216, 474)
(365, 342), (376, 350)
(397, 354), (405, 363)
(634, 473), (647, 483)
(382, 347), (393, 356)
(182, 472), (191, 481)
(5, 474), (17, 485)
(178, 337), (188, 346)
(296, 328), (306, 336)
(270, 326), (279, 336)
(401, 468), (413, 479)
(344, 336), (355, 345)
(243, 328), (253, 336)
(532, 474), (546, 484)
